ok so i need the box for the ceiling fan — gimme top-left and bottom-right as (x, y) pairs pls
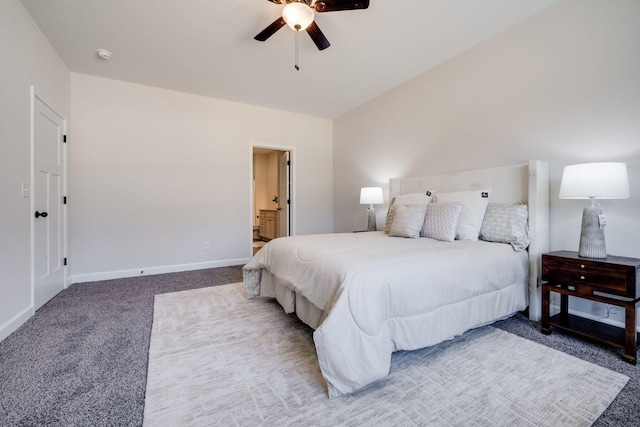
(254, 0), (370, 52)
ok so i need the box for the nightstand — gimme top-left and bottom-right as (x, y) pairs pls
(541, 250), (640, 364)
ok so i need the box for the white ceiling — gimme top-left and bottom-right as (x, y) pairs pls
(20, 0), (558, 118)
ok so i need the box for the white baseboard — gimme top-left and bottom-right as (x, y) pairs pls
(0, 305), (34, 343)
(549, 302), (640, 332)
(70, 258), (250, 284)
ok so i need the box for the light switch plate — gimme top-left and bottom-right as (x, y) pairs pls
(21, 182), (30, 198)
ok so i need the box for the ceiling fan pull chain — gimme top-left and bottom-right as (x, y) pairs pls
(294, 28), (300, 70)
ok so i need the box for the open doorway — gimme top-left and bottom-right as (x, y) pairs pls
(252, 147), (291, 255)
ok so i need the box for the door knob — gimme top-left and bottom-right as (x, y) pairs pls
(35, 211), (48, 218)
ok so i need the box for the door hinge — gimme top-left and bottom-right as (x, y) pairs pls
(287, 199), (290, 205)
(63, 135), (67, 143)
(287, 160), (290, 166)
(63, 196), (67, 204)
(63, 257), (67, 266)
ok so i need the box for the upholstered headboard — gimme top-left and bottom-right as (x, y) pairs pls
(389, 160), (550, 321)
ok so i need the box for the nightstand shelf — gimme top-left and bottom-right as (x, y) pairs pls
(541, 250), (640, 364)
(548, 313), (640, 351)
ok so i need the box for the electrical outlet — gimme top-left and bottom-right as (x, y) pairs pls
(608, 306), (620, 316)
(203, 241), (210, 251)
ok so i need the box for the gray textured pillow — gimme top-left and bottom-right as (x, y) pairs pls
(479, 203), (530, 251)
(389, 204), (427, 238)
(421, 202), (464, 242)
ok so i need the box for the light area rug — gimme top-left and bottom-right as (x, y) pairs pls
(143, 283), (628, 427)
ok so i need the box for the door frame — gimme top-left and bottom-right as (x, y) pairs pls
(30, 86), (68, 312)
(277, 150), (290, 238)
(250, 142), (295, 253)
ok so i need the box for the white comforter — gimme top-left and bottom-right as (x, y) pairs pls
(243, 232), (528, 398)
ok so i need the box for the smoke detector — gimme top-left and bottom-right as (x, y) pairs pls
(96, 49), (112, 60)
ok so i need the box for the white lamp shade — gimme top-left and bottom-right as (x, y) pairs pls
(559, 162), (630, 199)
(360, 187), (383, 205)
(282, 2), (315, 31)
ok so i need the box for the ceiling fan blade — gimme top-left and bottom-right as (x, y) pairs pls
(306, 21), (330, 50)
(314, 0), (369, 12)
(254, 17), (286, 42)
(266, 0), (284, 3)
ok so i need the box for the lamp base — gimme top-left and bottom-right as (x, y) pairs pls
(578, 206), (606, 258)
(367, 206), (377, 231)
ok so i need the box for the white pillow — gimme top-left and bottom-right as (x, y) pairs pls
(393, 192), (433, 205)
(435, 189), (492, 240)
(421, 202), (464, 242)
(389, 204), (428, 238)
(479, 203), (530, 251)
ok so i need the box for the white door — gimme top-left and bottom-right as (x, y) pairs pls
(33, 96), (65, 310)
(277, 151), (290, 237)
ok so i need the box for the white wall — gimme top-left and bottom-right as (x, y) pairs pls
(0, 0), (70, 340)
(69, 73), (333, 282)
(334, 0), (640, 322)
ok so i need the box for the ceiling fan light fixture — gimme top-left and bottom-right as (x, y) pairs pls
(282, 2), (314, 31)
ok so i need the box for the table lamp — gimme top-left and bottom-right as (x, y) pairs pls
(360, 187), (383, 231)
(559, 162), (630, 258)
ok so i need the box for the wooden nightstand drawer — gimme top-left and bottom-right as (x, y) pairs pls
(543, 266), (627, 294)
(542, 251), (639, 298)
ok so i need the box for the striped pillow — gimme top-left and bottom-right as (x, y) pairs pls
(384, 192), (433, 234)
(389, 204), (428, 238)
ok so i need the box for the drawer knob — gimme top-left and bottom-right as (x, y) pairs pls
(580, 275), (585, 280)
(580, 264), (585, 269)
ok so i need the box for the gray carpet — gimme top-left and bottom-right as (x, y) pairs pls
(144, 283), (627, 427)
(0, 265), (638, 426)
(0, 266), (243, 426)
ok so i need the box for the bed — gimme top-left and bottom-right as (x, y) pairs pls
(243, 160), (549, 398)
